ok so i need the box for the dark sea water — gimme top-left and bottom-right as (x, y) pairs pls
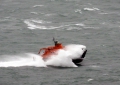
(0, 0), (120, 85)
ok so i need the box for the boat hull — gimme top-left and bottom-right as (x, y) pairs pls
(72, 50), (87, 64)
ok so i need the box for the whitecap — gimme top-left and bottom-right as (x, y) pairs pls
(88, 78), (93, 82)
(30, 12), (38, 15)
(75, 9), (82, 14)
(24, 19), (49, 30)
(83, 7), (100, 11)
(33, 5), (44, 8)
(24, 19), (86, 30)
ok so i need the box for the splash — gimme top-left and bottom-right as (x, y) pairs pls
(0, 53), (46, 67)
(0, 44), (86, 68)
(45, 49), (77, 67)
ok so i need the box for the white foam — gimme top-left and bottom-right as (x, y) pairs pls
(83, 7), (100, 11)
(24, 19), (85, 30)
(0, 53), (46, 67)
(33, 5), (44, 8)
(24, 20), (47, 29)
(75, 9), (82, 14)
(24, 19), (52, 30)
(45, 54), (77, 67)
(88, 78), (93, 82)
(45, 49), (78, 67)
(30, 12), (38, 15)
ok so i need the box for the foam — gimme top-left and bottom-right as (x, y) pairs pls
(83, 7), (100, 11)
(24, 19), (85, 30)
(0, 53), (46, 67)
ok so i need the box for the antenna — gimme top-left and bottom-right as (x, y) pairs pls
(53, 37), (56, 42)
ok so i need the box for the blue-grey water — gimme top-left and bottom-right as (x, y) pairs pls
(0, 0), (120, 85)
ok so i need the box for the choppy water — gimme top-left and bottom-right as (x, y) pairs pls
(0, 0), (120, 85)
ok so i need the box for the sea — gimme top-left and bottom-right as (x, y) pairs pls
(0, 0), (120, 85)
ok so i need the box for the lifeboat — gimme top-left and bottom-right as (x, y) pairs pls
(38, 44), (87, 65)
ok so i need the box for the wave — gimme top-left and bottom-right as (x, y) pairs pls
(24, 19), (85, 30)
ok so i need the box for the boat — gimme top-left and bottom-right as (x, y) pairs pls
(38, 44), (87, 65)
(38, 38), (87, 65)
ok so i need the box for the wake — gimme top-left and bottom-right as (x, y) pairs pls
(0, 53), (46, 67)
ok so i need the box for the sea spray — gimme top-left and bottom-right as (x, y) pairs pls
(0, 53), (46, 67)
(45, 49), (77, 67)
